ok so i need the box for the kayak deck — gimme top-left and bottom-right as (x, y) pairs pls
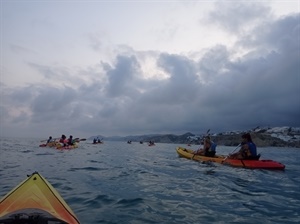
(176, 147), (285, 170)
(39, 142), (61, 148)
(56, 144), (78, 150)
(0, 172), (80, 223)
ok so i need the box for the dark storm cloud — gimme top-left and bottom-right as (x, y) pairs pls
(239, 13), (300, 51)
(30, 86), (78, 122)
(141, 53), (198, 105)
(104, 55), (142, 98)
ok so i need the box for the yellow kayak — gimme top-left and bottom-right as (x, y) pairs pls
(176, 147), (225, 162)
(56, 143), (78, 150)
(0, 172), (80, 223)
(39, 142), (61, 147)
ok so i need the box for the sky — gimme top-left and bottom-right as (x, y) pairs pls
(0, 0), (299, 138)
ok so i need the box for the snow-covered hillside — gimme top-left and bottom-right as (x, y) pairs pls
(253, 126), (300, 143)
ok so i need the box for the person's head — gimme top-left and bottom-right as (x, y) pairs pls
(204, 137), (211, 144)
(70, 135), (72, 138)
(62, 134), (66, 139)
(49, 136), (52, 139)
(242, 133), (252, 142)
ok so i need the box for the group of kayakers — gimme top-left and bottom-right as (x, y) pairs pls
(193, 133), (257, 160)
(127, 140), (155, 146)
(45, 132), (257, 160)
(46, 135), (75, 147)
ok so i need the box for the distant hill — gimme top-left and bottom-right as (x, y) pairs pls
(89, 132), (196, 143)
(89, 126), (300, 148)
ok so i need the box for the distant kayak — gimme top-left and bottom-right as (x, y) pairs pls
(56, 143), (78, 150)
(91, 142), (104, 144)
(176, 147), (285, 170)
(148, 141), (155, 146)
(0, 172), (80, 224)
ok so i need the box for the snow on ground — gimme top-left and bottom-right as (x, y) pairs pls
(266, 127), (300, 142)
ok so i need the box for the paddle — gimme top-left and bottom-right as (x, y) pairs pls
(203, 129), (210, 142)
(222, 144), (241, 163)
(74, 138), (86, 143)
(40, 137), (59, 142)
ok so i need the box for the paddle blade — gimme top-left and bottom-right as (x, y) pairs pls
(74, 138), (86, 142)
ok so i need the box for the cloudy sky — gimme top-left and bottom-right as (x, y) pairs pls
(0, 0), (299, 138)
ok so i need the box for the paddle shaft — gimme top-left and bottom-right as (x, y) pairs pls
(222, 144), (241, 162)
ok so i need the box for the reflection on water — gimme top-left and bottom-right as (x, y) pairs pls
(0, 137), (299, 223)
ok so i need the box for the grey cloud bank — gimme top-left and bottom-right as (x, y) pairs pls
(0, 2), (299, 138)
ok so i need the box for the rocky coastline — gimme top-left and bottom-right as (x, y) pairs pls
(90, 126), (300, 148)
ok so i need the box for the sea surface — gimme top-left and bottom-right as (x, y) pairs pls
(0, 137), (299, 224)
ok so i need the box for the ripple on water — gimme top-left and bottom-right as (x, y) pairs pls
(68, 167), (106, 172)
(83, 194), (115, 207)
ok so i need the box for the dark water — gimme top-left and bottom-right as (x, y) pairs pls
(0, 137), (299, 224)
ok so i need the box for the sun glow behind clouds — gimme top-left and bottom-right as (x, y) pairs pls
(138, 54), (170, 80)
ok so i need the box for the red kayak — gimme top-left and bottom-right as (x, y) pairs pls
(222, 158), (285, 170)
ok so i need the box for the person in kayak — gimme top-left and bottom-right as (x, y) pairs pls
(229, 133), (257, 159)
(193, 136), (217, 157)
(47, 136), (53, 143)
(59, 135), (67, 147)
(67, 135), (74, 145)
(97, 137), (102, 143)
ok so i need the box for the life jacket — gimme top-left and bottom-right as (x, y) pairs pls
(210, 142), (217, 152)
(247, 142), (257, 156)
(204, 141), (217, 157)
(242, 142), (257, 157)
(68, 138), (73, 145)
(59, 138), (67, 145)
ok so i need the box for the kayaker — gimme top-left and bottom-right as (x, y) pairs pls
(229, 133), (257, 159)
(59, 134), (67, 147)
(193, 136), (217, 157)
(97, 137), (102, 143)
(46, 136), (53, 143)
(67, 135), (74, 145)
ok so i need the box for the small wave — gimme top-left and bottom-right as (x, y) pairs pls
(21, 150), (33, 153)
(88, 160), (102, 164)
(3, 164), (20, 169)
(68, 167), (104, 171)
(35, 152), (54, 156)
(115, 198), (144, 207)
(84, 194), (115, 207)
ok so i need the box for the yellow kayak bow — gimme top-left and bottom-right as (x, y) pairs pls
(0, 172), (80, 223)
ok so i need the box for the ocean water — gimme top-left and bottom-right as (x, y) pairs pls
(0, 137), (299, 224)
